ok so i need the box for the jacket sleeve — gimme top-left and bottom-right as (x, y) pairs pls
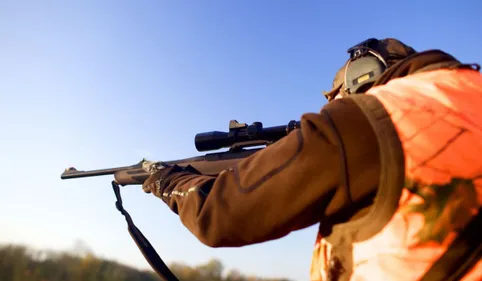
(152, 99), (381, 247)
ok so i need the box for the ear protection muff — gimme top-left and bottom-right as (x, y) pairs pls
(343, 38), (389, 95)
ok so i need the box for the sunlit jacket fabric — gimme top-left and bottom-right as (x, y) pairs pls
(310, 68), (482, 281)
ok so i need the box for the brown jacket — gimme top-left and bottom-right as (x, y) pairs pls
(150, 50), (471, 248)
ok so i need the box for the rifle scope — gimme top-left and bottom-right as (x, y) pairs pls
(194, 120), (300, 152)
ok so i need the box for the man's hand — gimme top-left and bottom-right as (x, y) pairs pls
(142, 170), (163, 194)
(141, 160), (169, 195)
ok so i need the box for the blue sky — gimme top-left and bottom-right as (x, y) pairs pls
(1, 1), (481, 280)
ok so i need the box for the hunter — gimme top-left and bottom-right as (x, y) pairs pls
(142, 38), (482, 281)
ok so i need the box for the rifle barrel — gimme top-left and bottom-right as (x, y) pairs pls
(61, 165), (140, 179)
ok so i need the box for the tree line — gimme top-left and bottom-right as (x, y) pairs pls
(0, 243), (291, 281)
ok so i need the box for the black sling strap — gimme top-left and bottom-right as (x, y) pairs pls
(419, 208), (481, 281)
(112, 181), (179, 281)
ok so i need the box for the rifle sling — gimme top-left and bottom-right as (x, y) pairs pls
(112, 181), (179, 281)
(419, 208), (482, 281)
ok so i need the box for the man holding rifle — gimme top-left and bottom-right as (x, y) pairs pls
(142, 38), (482, 281)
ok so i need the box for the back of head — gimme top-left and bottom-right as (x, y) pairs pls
(323, 38), (417, 101)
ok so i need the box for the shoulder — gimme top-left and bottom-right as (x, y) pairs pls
(370, 67), (482, 98)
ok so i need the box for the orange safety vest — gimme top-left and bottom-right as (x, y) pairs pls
(310, 68), (482, 281)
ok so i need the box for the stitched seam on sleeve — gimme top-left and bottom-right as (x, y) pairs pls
(162, 186), (203, 198)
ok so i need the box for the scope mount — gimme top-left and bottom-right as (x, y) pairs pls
(227, 119), (299, 152)
(227, 120), (266, 152)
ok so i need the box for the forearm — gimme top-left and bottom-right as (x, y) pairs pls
(153, 100), (380, 247)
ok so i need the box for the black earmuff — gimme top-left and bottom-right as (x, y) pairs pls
(343, 38), (388, 95)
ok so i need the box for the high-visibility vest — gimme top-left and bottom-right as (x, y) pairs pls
(310, 69), (482, 281)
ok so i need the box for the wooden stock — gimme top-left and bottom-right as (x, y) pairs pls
(113, 154), (249, 186)
(114, 168), (149, 186)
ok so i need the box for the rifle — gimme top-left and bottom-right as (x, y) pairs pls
(60, 119), (300, 281)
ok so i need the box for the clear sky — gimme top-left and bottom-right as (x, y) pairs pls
(1, 1), (481, 281)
